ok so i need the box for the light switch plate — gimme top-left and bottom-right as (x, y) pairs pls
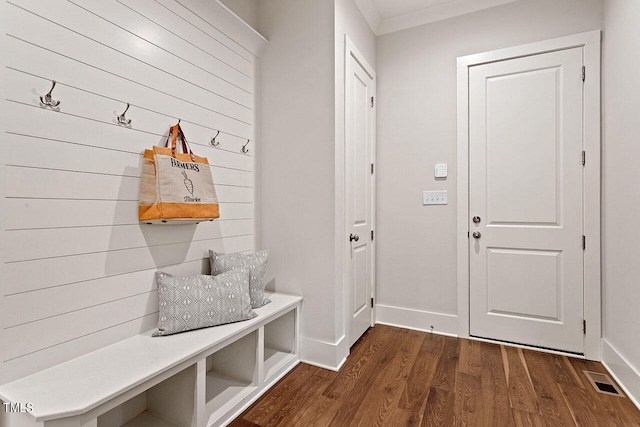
(423, 190), (447, 205)
(435, 163), (447, 178)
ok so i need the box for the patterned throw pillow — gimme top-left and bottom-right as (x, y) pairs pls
(153, 268), (257, 337)
(209, 250), (271, 309)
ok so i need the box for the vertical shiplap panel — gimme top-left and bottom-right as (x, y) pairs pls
(0, 0), (266, 384)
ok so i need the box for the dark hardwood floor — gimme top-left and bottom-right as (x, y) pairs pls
(230, 325), (640, 426)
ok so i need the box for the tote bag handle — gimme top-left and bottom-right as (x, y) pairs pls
(165, 124), (195, 161)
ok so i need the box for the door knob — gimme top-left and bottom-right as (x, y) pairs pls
(472, 231), (481, 239)
(350, 234), (359, 242)
(472, 216), (481, 224)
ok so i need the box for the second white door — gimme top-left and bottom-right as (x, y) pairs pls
(345, 39), (375, 347)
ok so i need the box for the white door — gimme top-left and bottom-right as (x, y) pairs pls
(345, 39), (375, 347)
(469, 47), (585, 353)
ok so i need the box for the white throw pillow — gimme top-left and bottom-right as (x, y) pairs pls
(153, 268), (256, 337)
(209, 250), (271, 309)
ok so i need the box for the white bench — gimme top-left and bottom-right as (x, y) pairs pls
(0, 292), (302, 427)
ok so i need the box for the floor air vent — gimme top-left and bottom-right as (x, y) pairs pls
(583, 370), (624, 397)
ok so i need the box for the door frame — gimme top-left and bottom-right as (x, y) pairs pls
(343, 35), (376, 348)
(456, 30), (601, 360)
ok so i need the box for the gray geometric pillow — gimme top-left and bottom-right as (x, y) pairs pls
(153, 268), (257, 337)
(209, 249), (271, 309)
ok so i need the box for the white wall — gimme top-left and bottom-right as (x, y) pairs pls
(602, 0), (640, 407)
(258, 0), (339, 367)
(375, 0), (603, 334)
(258, 0), (374, 369)
(0, 0), (264, 385)
(220, 0), (259, 30)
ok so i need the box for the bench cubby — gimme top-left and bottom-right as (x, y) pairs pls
(264, 309), (297, 381)
(0, 292), (301, 427)
(205, 330), (258, 424)
(98, 364), (197, 427)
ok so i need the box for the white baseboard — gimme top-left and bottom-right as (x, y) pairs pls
(375, 304), (458, 337)
(602, 338), (640, 411)
(300, 334), (348, 372)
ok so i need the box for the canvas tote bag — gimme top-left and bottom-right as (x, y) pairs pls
(139, 124), (219, 223)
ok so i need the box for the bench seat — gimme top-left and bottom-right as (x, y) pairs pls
(0, 292), (302, 427)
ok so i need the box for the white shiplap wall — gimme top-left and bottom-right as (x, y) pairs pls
(0, 0), (266, 384)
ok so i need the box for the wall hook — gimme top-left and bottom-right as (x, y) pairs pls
(117, 103), (132, 125)
(40, 80), (61, 107)
(241, 139), (250, 154)
(210, 130), (221, 147)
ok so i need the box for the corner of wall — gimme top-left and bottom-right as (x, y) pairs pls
(602, 339), (640, 411)
(218, 0), (260, 32)
(602, 0), (640, 406)
(300, 334), (348, 371)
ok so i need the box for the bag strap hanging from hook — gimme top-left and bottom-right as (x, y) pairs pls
(165, 124), (194, 161)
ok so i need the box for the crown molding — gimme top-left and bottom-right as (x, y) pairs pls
(356, 0), (519, 36)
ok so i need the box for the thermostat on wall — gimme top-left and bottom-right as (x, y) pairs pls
(435, 163), (447, 178)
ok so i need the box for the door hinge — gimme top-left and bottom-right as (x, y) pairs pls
(371, 230), (374, 241)
(583, 319), (587, 334)
(371, 163), (374, 174)
(371, 96), (374, 107)
(582, 66), (586, 82)
(371, 297), (374, 308)
(582, 235), (586, 250)
(582, 151), (586, 166)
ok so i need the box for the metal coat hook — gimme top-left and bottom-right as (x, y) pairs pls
(40, 80), (60, 107)
(241, 139), (250, 154)
(117, 103), (132, 125)
(210, 130), (221, 147)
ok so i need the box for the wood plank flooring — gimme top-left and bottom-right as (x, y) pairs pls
(229, 325), (640, 426)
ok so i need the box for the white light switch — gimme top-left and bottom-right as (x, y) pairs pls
(435, 163), (447, 178)
(423, 190), (448, 205)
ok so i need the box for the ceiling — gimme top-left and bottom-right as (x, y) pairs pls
(354, 0), (520, 35)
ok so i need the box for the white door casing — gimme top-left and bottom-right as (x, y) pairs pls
(469, 48), (584, 353)
(345, 37), (376, 348)
(457, 31), (601, 359)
